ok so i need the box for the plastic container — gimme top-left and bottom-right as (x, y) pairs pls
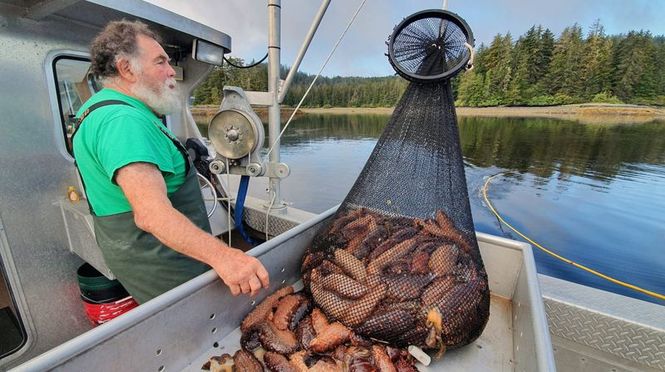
(77, 263), (137, 325)
(82, 296), (138, 325)
(77, 263), (127, 302)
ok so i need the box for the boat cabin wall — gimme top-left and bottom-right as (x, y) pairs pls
(0, 12), (215, 368)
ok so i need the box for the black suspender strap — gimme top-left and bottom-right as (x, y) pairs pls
(71, 100), (191, 215)
(73, 99), (190, 174)
(77, 100), (132, 124)
(72, 100), (132, 215)
(72, 100), (132, 144)
(74, 100), (188, 164)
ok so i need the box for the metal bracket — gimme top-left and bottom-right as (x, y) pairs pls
(246, 163), (263, 177)
(265, 162), (290, 179)
(244, 91), (273, 107)
(209, 160), (225, 174)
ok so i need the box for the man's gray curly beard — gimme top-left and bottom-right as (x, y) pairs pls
(132, 74), (181, 116)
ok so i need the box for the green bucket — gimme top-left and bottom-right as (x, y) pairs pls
(77, 263), (128, 303)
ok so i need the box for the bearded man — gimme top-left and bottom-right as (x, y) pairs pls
(73, 20), (269, 304)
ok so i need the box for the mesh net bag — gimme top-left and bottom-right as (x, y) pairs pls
(301, 10), (489, 352)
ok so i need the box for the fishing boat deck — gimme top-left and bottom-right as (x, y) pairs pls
(11, 208), (555, 371)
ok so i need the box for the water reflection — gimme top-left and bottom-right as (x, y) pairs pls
(253, 115), (665, 178)
(197, 115), (665, 304)
(459, 117), (665, 180)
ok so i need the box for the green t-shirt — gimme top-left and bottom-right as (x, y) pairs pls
(73, 89), (186, 216)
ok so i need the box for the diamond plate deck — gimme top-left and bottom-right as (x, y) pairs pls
(241, 196), (317, 237)
(545, 299), (665, 370)
(245, 208), (297, 236)
(540, 275), (665, 371)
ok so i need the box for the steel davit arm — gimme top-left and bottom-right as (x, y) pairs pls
(277, 0), (331, 103)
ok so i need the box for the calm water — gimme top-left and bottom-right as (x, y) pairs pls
(199, 115), (665, 304)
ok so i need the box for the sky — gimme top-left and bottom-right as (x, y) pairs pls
(144, 0), (665, 77)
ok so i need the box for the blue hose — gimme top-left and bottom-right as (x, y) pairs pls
(234, 175), (257, 245)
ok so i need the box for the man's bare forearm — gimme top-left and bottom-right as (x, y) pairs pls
(137, 200), (228, 266)
(115, 162), (269, 295)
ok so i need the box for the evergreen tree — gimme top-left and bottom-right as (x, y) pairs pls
(581, 20), (614, 99)
(545, 24), (585, 99)
(456, 69), (486, 106)
(653, 37), (665, 99)
(483, 33), (513, 104)
(613, 31), (656, 101)
(538, 28), (555, 81)
(507, 27), (539, 104)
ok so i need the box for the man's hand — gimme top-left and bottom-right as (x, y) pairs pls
(211, 247), (270, 296)
(116, 162), (270, 297)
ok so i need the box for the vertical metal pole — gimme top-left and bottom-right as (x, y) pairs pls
(267, 0), (286, 209)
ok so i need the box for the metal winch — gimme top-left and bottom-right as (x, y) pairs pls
(207, 87), (289, 179)
(204, 86), (293, 244)
(207, 87), (265, 176)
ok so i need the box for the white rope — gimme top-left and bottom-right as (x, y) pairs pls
(225, 157), (232, 247)
(265, 189), (277, 242)
(197, 172), (218, 218)
(266, 0), (368, 157)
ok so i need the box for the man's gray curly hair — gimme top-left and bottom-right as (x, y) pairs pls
(90, 20), (161, 84)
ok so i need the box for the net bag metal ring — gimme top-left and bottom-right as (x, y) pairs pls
(388, 9), (474, 83)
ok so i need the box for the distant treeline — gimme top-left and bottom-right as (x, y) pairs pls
(192, 63), (408, 107)
(192, 22), (665, 107)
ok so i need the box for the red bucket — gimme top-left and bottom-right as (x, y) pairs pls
(82, 295), (138, 325)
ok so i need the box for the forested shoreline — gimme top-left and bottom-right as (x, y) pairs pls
(192, 22), (665, 108)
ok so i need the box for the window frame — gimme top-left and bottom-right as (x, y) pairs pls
(50, 54), (96, 157)
(0, 268), (27, 360)
(0, 220), (30, 362)
(45, 50), (94, 160)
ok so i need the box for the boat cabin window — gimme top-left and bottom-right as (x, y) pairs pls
(52, 57), (98, 154)
(0, 259), (26, 359)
